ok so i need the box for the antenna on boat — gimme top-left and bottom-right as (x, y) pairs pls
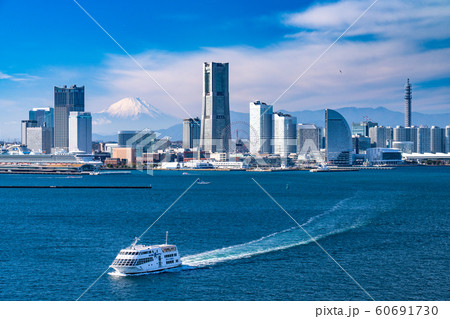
(132, 237), (140, 248)
(165, 231), (168, 245)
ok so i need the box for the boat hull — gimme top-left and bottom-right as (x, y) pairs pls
(111, 264), (182, 275)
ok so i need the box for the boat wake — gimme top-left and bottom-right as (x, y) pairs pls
(182, 194), (386, 267)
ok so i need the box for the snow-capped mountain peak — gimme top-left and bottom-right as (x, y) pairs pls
(100, 97), (161, 119)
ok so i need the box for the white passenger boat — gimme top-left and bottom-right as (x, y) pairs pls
(110, 234), (182, 275)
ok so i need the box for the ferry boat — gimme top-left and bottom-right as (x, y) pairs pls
(110, 234), (182, 275)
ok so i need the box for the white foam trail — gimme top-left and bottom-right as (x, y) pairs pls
(182, 196), (374, 267)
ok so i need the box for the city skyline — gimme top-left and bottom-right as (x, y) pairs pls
(1, 0), (450, 139)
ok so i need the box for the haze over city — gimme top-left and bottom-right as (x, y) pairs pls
(1, 0), (450, 139)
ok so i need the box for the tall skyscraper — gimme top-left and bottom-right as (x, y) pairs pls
(325, 109), (352, 166)
(69, 111), (92, 154)
(21, 120), (38, 145)
(417, 126), (431, 154)
(273, 112), (297, 157)
(249, 101), (273, 154)
(200, 62), (231, 153)
(405, 79), (412, 127)
(183, 118), (201, 149)
(297, 124), (321, 157)
(26, 127), (52, 154)
(54, 85), (85, 149)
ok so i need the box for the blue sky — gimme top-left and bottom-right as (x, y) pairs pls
(1, 0), (450, 139)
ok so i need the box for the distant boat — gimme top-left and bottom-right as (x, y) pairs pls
(182, 172), (189, 175)
(310, 163), (330, 172)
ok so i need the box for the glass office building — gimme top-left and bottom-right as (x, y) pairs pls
(325, 109), (352, 166)
(54, 85), (85, 149)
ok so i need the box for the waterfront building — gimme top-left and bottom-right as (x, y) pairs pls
(369, 126), (388, 148)
(325, 109), (352, 166)
(430, 126), (445, 153)
(297, 124), (321, 158)
(29, 107), (54, 147)
(393, 126), (407, 142)
(351, 121), (378, 137)
(69, 112), (92, 154)
(249, 101), (273, 154)
(366, 148), (403, 165)
(406, 126), (418, 152)
(392, 141), (414, 154)
(352, 135), (371, 154)
(273, 112), (297, 157)
(405, 79), (412, 127)
(386, 127), (393, 148)
(200, 62), (231, 153)
(54, 85), (85, 149)
(417, 126), (431, 154)
(118, 131), (138, 147)
(21, 120), (38, 145)
(112, 147), (136, 166)
(29, 107), (54, 128)
(26, 127), (52, 154)
(446, 126), (450, 153)
(183, 117), (201, 149)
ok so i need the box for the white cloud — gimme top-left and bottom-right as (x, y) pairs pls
(91, 0), (450, 116)
(0, 71), (40, 81)
(92, 118), (112, 125)
(284, 0), (450, 40)
(0, 72), (12, 80)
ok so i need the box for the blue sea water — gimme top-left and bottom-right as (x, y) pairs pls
(0, 167), (448, 301)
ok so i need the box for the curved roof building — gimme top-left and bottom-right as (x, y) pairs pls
(325, 109), (352, 166)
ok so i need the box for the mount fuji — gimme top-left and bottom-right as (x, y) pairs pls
(92, 97), (181, 135)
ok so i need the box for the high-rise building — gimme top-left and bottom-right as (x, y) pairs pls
(21, 120), (38, 145)
(29, 107), (54, 147)
(249, 101), (273, 154)
(352, 135), (371, 154)
(273, 112), (297, 157)
(385, 126), (393, 148)
(430, 126), (445, 153)
(325, 109), (352, 166)
(29, 107), (54, 128)
(118, 131), (138, 147)
(26, 127), (52, 154)
(369, 126), (388, 148)
(445, 126), (450, 153)
(297, 124), (321, 157)
(417, 126), (431, 154)
(351, 121), (378, 137)
(69, 111), (92, 154)
(406, 126), (418, 152)
(405, 79), (412, 127)
(393, 126), (407, 142)
(117, 129), (161, 157)
(200, 62), (231, 153)
(54, 85), (85, 149)
(183, 118), (201, 149)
